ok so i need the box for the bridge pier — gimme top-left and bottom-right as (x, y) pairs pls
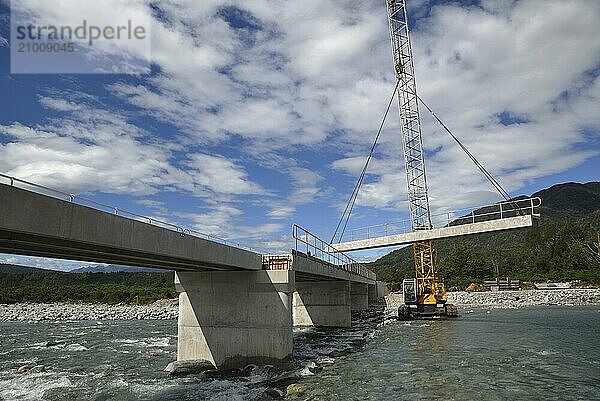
(175, 270), (294, 369)
(368, 283), (377, 303)
(292, 281), (351, 327)
(350, 282), (369, 311)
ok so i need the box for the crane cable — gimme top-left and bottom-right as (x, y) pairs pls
(331, 82), (521, 245)
(416, 95), (512, 202)
(330, 80), (400, 244)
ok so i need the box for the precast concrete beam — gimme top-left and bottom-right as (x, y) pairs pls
(0, 184), (262, 271)
(293, 281), (351, 327)
(176, 270), (295, 369)
(333, 215), (534, 252)
(291, 251), (375, 284)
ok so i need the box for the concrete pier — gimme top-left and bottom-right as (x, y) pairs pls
(293, 281), (351, 327)
(175, 270), (295, 368)
(350, 282), (369, 311)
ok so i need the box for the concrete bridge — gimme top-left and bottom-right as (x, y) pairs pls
(0, 181), (385, 369)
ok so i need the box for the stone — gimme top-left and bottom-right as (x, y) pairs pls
(28, 365), (46, 373)
(264, 388), (284, 399)
(164, 360), (215, 376)
(286, 383), (306, 397)
(17, 364), (35, 373)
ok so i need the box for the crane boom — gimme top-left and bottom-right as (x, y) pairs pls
(386, 0), (431, 230)
(385, 0), (457, 318)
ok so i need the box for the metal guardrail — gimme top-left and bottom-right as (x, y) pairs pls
(341, 197), (542, 242)
(0, 173), (260, 253)
(292, 224), (376, 280)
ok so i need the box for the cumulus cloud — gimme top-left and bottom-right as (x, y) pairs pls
(11, 0), (152, 73)
(1, 0), (599, 254)
(187, 153), (267, 196)
(0, 93), (268, 241)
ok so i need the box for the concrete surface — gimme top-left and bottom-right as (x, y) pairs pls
(350, 282), (369, 311)
(291, 250), (376, 284)
(176, 270), (295, 368)
(293, 281), (351, 327)
(333, 215), (534, 251)
(376, 281), (389, 298)
(0, 184), (262, 271)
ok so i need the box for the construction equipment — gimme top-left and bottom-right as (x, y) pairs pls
(385, 0), (457, 319)
(326, 0), (540, 319)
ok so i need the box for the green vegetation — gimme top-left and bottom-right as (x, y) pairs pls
(368, 182), (600, 290)
(0, 266), (177, 304)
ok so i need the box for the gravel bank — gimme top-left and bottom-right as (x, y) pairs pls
(3, 289), (599, 322)
(448, 288), (600, 308)
(385, 288), (600, 312)
(0, 299), (179, 322)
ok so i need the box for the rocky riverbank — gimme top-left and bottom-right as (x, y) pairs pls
(0, 299), (179, 322)
(2, 289), (600, 322)
(385, 288), (600, 311)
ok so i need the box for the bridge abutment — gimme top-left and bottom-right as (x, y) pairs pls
(175, 270), (294, 369)
(293, 281), (351, 327)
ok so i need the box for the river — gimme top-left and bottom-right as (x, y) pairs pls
(0, 306), (598, 400)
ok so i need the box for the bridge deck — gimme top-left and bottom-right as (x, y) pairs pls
(263, 252), (376, 284)
(0, 184), (262, 271)
(333, 215), (535, 252)
(0, 183), (374, 283)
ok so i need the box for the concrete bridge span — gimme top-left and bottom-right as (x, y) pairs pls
(0, 181), (385, 368)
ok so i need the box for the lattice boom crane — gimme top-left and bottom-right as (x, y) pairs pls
(386, 0), (457, 318)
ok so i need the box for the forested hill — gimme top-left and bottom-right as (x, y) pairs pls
(367, 182), (600, 289)
(0, 264), (176, 304)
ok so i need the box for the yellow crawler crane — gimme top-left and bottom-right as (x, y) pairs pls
(385, 0), (457, 319)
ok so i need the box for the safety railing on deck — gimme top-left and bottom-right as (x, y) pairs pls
(292, 224), (376, 280)
(340, 197), (542, 243)
(0, 173), (260, 253)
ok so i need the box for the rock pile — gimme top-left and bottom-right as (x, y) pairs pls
(448, 288), (600, 308)
(384, 288), (600, 311)
(0, 300), (179, 322)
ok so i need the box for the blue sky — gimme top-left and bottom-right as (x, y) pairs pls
(0, 0), (599, 270)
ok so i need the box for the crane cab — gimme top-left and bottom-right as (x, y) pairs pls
(398, 278), (458, 320)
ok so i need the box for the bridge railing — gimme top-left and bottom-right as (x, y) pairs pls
(0, 173), (261, 254)
(292, 224), (376, 280)
(340, 197), (542, 242)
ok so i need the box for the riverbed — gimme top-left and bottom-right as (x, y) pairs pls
(0, 305), (598, 400)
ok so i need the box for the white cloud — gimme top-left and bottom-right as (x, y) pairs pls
(187, 153), (267, 196)
(12, 0), (152, 70)
(330, 0), (600, 216)
(266, 167), (324, 220)
(0, 121), (174, 195)
(2, 0), (599, 258)
(0, 253), (107, 272)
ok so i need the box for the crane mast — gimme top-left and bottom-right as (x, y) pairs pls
(385, 0), (456, 317)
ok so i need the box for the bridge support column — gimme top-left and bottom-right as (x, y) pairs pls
(350, 282), (369, 311)
(293, 281), (351, 327)
(175, 270), (294, 369)
(368, 284), (377, 303)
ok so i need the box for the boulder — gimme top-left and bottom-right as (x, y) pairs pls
(286, 383), (306, 397)
(29, 365), (46, 373)
(264, 388), (284, 399)
(17, 364), (35, 374)
(164, 360), (215, 376)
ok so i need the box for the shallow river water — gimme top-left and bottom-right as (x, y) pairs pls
(0, 306), (598, 400)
